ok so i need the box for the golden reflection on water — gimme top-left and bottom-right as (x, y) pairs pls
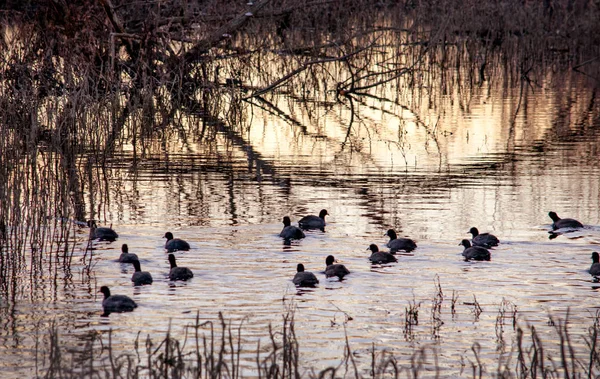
(2, 66), (600, 376)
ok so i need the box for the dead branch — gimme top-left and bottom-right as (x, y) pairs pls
(98, 0), (136, 58)
(245, 39), (380, 99)
(181, 0), (275, 65)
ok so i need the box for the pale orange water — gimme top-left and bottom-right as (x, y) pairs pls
(2, 73), (600, 377)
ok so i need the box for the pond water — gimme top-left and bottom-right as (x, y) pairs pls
(2, 72), (600, 377)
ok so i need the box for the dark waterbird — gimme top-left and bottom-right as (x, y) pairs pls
(88, 220), (118, 241)
(385, 229), (417, 253)
(325, 255), (350, 279)
(299, 209), (328, 230)
(367, 244), (397, 264)
(99, 286), (137, 314)
(460, 239), (491, 261)
(280, 216), (305, 240)
(590, 252), (600, 277)
(468, 227), (499, 248)
(118, 244), (139, 263)
(548, 211), (583, 230)
(164, 232), (190, 252)
(131, 260), (153, 286)
(293, 264), (319, 287)
(168, 253), (194, 281)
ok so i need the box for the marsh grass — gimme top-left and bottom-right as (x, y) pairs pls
(33, 300), (600, 379)
(430, 275), (444, 339)
(404, 297), (421, 341)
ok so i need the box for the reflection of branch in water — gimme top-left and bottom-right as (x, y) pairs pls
(251, 95), (376, 166)
(249, 96), (309, 135)
(179, 0), (275, 66)
(350, 94), (443, 167)
(246, 39), (380, 99)
(340, 95), (355, 151)
(212, 117), (281, 183)
(340, 19), (450, 94)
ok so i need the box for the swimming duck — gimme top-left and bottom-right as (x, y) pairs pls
(293, 263), (319, 287)
(168, 253), (194, 281)
(367, 244), (397, 264)
(280, 216), (305, 240)
(131, 260), (153, 286)
(325, 255), (350, 279)
(460, 239), (491, 261)
(164, 232), (190, 252)
(99, 286), (137, 313)
(118, 244), (139, 263)
(385, 229), (417, 253)
(299, 209), (328, 230)
(548, 211), (583, 230)
(88, 220), (118, 241)
(468, 227), (499, 248)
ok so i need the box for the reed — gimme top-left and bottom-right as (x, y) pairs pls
(430, 275), (444, 339)
(404, 296), (421, 341)
(33, 304), (600, 379)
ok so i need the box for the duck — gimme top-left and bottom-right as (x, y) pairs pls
(293, 263), (319, 287)
(99, 286), (137, 314)
(168, 253), (194, 281)
(385, 229), (417, 253)
(299, 209), (328, 230)
(468, 227), (499, 248)
(548, 211), (583, 230)
(131, 260), (153, 286)
(459, 239), (491, 261)
(279, 216), (305, 240)
(88, 220), (118, 241)
(590, 252), (600, 276)
(367, 244), (397, 264)
(164, 232), (190, 252)
(325, 255), (350, 279)
(117, 244), (139, 263)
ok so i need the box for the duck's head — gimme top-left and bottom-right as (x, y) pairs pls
(367, 244), (379, 253)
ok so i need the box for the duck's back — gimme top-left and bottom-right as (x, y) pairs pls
(299, 215), (325, 230)
(369, 251), (397, 264)
(293, 271), (319, 287)
(387, 238), (417, 253)
(103, 295), (137, 313)
(119, 253), (139, 263)
(554, 218), (584, 230)
(280, 225), (305, 240)
(325, 264), (350, 278)
(94, 227), (119, 241)
(462, 246), (491, 261)
(166, 239), (191, 252)
(170, 267), (194, 281)
(132, 271), (153, 286)
(472, 233), (499, 248)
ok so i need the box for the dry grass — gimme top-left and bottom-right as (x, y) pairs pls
(32, 303), (600, 379)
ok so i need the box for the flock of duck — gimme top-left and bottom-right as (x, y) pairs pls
(94, 210), (593, 315)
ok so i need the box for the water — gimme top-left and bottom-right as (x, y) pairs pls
(2, 74), (600, 377)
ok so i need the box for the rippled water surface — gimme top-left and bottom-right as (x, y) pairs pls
(2, 74), (600, 377)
